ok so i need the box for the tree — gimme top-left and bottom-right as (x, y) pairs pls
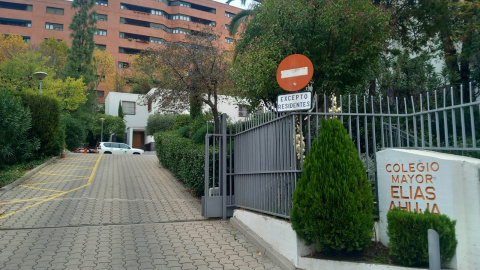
(0, 34), (30, 64)
(64, 0), (97, 87)
(43, 77), (87, 112)
(231, 0), (391, 109)
(38, 36), (69, 79)
(144, 27), (235, 133)
(93, 48), (115, 91)
(291, 118), (374, 253)
(92, 114), (126, 143)
(129, 53), (163, 94)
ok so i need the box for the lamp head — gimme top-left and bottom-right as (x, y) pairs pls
(33, 71), (48, 81)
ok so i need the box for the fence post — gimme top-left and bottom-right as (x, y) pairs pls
(221, 114), (227, 220)
(428, 229), (441, 270)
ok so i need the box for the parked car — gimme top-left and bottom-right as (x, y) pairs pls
(74, 143), (98, 154)
(97, 142), (144, 155)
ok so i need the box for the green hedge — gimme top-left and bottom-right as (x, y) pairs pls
(387, 208), (457, 267)
(146, 114), (175, 135)
(19, 92), (63, 158)
(154, 132), (205, 196)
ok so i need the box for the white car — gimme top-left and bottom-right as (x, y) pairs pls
(97, 142), (144, 155)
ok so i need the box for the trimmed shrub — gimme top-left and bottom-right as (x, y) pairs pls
(189, 112), (213, 138)
(176, 125), (191, 138)
(146, 114), (175, 135)
(154, 132), (205, 195)
(62, 115), (86, 151)
(191, 124), (214, 144)
(19, 92), (62, 157)
(387, 208), (457, 267)
(291, 118), (374, 253)
(0, 90), (39, 167)
(173, 114), (191, 130)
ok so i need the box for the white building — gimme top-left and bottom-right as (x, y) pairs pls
(104, 90), (250, 151)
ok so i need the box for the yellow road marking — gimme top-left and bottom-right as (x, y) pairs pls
(0, 154), (103, 220)
(0, 194), (57, 205)
(40, 168), (93, 173)
(18, 185), (63, 193)
(38, 172), (90, 178)
(22, 178), (88, 186)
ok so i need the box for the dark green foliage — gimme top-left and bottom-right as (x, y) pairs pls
(189, 112), (213, 138)
(61, 115), (86, 151)
(146, 114), (175, 135)
(154, 132), (205, 195)
(0, 90), (39, 167)
(387, 208), (457, 267)
(117, 101), (124, 119)
(19, 93), (62, 157)
(0, 158), (48, 187)
(64, 0), (97, 85)
(176, 125), (191, 138)
(291, 118), (374, 253)
(173, 114), (191, 130)
(93, 114), (126, 143)
(191, 125), (214, 145)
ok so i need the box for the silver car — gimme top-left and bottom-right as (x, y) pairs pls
(97, 142), (144, 155)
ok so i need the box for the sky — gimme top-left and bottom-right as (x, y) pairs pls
(213, 0), (255, 9)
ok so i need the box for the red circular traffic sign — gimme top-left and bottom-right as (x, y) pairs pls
(276, 54), (313, 92)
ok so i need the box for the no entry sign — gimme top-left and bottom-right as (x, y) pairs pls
(276, 54), (313, 92)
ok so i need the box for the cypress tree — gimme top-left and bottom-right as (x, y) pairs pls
(64, 0), (97, 87)
(291, 118), (374, 253)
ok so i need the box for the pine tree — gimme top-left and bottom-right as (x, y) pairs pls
(64, 0), (97, 87)
(291, 118), (374, 253)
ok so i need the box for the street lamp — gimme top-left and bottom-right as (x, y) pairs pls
(33, 72), (48, 95)
(100, 118), (105, 142)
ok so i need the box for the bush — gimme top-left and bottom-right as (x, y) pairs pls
(176, 125), (191, 138)
(191, 124), (214, 144)
(387, 208), (457, 267)
(19, 92), (62, 157)
(291, 118), (374, 253)
(189, 112), (213, 138)
(146, 114), (175, 135)
(62, 115), (86, 151)
(0, 90), (39, 167)
(154, 132), (205, 195)
(173, 114), (191, 130)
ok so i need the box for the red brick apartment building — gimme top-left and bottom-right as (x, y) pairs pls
(0, 0), (242, 100)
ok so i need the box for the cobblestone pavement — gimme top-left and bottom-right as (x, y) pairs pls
(0, 154), (281, 270)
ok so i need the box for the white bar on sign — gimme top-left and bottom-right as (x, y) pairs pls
(281, 67), (308, 79)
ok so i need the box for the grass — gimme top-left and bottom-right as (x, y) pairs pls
(0, 158), (49, 188)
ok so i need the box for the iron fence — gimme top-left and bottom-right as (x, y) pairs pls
(202, 84), (480, 219)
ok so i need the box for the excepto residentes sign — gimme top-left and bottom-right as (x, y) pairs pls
(277, 91), (312, 112)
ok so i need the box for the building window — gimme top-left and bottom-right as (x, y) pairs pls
(45, 22), (63, 30)
(95, 44), (106, 50)
(172, 28), (187, 34)
(225, 24), (229, 30)
(225, 11), (235, 18)
(172, 14), (190, 21)
(0, 18), (31, 27)
(118, 62), (129, 68)
(46, 7), (64, 15)
(95, 29), (107, 36)
(180, 2), (191, 8)
(95, 14), (108, 21)
(151, 9), (163, 16)
(122, 101), (135, 115)
(225, 37), (235, 44)
(150, 37), (164, 44)
(119, 47), (141, 54)
(95, 0), (108, 6)
(0, 1), (32, 11)
(148, 99), (152, 112)
(238, 105), (248, 117)
(95, 90), (105, 98)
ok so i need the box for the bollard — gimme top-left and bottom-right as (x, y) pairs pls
(60, 145), (66, 159)
(428, 229), (441, 270)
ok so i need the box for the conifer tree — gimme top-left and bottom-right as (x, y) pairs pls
(291, 118), (374, 253)
(64, 0), (97, 87)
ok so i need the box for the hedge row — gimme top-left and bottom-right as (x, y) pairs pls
(387, 208), (457, 267)
(154, 132), (205, 196)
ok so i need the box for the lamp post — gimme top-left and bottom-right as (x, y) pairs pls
(33, 72), (48, 95)
(100, 118), (105, 142)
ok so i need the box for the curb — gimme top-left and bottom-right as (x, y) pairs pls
(230, 216), (297, 270)
(0, 155), (59, 197)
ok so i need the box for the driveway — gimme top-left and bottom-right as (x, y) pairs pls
(0, 154), (281, 270)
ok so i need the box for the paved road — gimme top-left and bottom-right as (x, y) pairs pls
(0, 154), (281, 270)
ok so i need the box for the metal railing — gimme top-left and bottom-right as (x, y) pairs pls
(203, 84), (480, 219)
